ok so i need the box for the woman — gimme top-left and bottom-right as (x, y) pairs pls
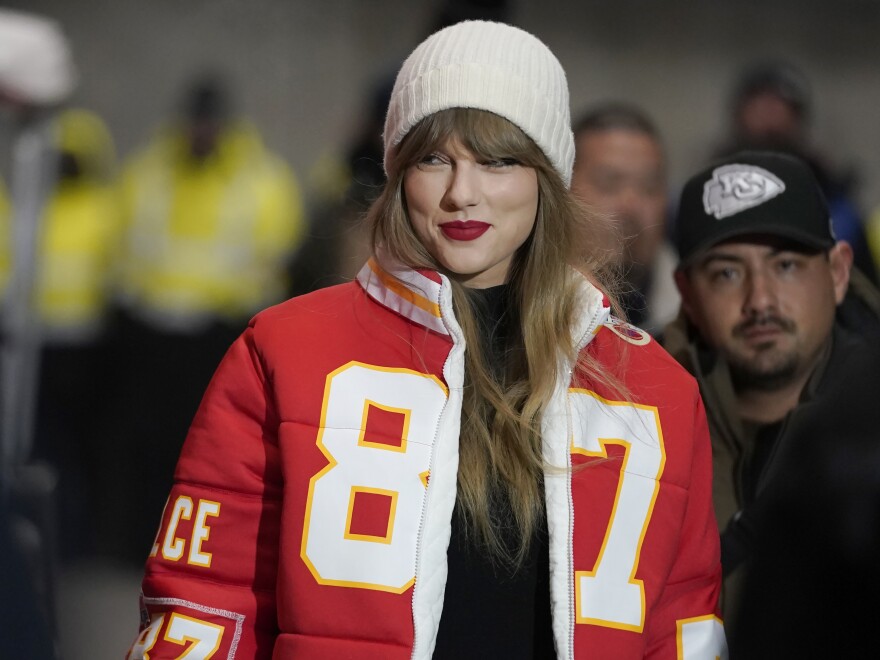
(127, 20), (724, 659)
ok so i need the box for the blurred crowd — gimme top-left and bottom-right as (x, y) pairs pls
(2, 1), (879, 658)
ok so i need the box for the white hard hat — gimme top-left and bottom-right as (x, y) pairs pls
(0, 8), (77, 106)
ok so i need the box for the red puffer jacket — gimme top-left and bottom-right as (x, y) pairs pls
(127, 257), (725, 659)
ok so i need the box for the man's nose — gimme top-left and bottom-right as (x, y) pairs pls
(614, 186), (642, 216)
(743, 270), (778, 316)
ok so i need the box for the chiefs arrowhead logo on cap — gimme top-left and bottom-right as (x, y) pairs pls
(702, 164), (786, 220)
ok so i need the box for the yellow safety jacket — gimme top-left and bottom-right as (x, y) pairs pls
(867, 207), (880, 276)
(0, 109), (121, 344)
(0, 182), (9, 292)
(117, 120), (305, 332)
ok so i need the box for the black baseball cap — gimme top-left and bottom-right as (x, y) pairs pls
(674, 150), (836, 265)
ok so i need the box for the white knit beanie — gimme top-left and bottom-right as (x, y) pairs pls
(383, 20), (575, 187)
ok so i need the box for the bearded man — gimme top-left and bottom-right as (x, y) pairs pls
(662, 150), (880, 644)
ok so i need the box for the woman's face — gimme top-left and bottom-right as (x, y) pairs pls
(403, 135), (539, 288)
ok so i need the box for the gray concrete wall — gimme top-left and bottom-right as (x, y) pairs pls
(5, 0), (879, 216)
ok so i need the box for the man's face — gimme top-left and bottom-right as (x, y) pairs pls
(571, 128), (667, 273)
(736, 91), (804, 148)
(187, 118), (223, 160)
(676, 236), (852, 390)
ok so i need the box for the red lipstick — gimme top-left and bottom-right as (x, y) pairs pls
(440, 221), (490, 241)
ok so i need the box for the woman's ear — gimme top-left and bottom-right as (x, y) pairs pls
(828, 240), (853, 305)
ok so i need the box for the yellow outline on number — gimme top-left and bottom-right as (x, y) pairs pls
(344, 486), (398, 543)
(300, 361), (447, 593)
(358, 399), (410, 452)
(164, 612), (224, 659)
(569, 389), (665, 633)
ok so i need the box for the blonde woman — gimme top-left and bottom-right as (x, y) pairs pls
(128, 20), (725, 660)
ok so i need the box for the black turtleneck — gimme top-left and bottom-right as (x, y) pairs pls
(432, 284), (555, 659)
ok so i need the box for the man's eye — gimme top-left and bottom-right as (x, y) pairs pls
(590, 175), (621, 194)
(641, 180), (665, 197)
(709, 267), (739, 283)
(777, 258), (799, 273)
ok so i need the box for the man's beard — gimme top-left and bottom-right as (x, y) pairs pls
(726, 314), (800, 392)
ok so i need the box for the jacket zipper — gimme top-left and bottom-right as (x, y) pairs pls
(565, 301), (606, 659)
(411, 281), (463, 659)
(410, 436), (434, 659)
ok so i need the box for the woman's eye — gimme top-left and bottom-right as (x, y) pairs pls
(484, 157), (519, 168)
(418, 153), (443, 166)
(416, 150), (453, 168)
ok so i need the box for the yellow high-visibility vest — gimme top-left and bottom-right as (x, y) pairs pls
(868, 207), (880, 275)
(117, 120), (305, 331)
(0, 108), (121, 343)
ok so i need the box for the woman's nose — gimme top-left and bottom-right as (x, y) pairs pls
(443, 163), (480, 209)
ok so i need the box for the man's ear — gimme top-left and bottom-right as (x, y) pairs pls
(673, 268), (697, 322)
(828, 241), (853, 305)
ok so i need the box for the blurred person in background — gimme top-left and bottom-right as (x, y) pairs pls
(662, 150), (880, 648)
(0, 495), (56, 658)
(728, 342), (880, 658)
(1, 107), (121, 563)
(865, 200), (880, 275)
(289, 74), (391, 295)
(104, 72), (306, 565)
(570, 102), (680, 339)
(0, 7), (79, 658)
(712, 59), (878, 283)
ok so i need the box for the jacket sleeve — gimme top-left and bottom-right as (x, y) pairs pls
(127, 324), (283, 659)
(647, 393), (728, 659)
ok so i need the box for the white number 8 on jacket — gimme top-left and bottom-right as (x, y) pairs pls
(301, 362), (448, 592)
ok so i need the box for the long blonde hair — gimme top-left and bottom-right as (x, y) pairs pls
(369, 108), (623, 565)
